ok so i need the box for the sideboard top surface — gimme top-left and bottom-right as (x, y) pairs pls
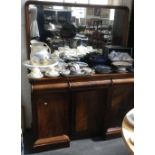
(29, 73), (134, 85)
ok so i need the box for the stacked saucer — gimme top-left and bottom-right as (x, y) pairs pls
(108, 51), (134, 73)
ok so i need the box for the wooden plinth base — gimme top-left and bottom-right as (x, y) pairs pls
(106, 127), (122, 139)
(33, 135), (70, 152)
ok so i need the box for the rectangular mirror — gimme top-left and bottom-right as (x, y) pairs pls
(25, 1), (129, 58)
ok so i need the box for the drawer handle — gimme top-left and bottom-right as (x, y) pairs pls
(44, 102), (48, 106)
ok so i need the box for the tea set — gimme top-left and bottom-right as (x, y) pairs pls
(23, 40), (134, 79)
(23, 40), (96, 78)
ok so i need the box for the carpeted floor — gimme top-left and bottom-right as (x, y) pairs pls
(24, 137), (130, 155)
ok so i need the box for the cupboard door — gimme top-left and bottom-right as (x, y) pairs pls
(108, 85), (134, 128)
(35, 92), (70, 138)
(72, 89), (107, 138)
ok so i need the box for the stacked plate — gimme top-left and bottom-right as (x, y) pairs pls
(108, 51), (133, 62)
(112, 61), (133, 73)
(108, 51), (134, 73)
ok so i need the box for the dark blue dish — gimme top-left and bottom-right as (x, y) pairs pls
(90, 55), (108, 64)
(82, 53), (109, 67)
(94, 65), (113, 74)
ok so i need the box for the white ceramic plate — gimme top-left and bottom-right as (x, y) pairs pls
(45, 72), (60, 77)
(23, 60), (58, 72)
(126, 109), (134, 126)
(64, 71), (88, 77)
(112, 61), (132, 67)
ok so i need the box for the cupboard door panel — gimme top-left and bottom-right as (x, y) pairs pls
(109, 85), (134, 128)
(72, 89), (107, 137)
(35, 92), (69, 138)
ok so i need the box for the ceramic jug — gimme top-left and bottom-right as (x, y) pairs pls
(30, 40), (51, 65)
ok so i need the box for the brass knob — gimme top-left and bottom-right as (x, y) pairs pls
(44, 102), (48, 106)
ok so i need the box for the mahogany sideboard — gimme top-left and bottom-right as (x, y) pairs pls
(29, 73), (134, 151)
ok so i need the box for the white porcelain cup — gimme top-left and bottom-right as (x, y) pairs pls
(30, 67), (43, 78)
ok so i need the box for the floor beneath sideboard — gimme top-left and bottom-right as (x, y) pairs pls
(24, 130), (130, 155)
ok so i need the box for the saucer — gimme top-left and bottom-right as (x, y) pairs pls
(70, 71), (85, 76)
(112, 61), (132, 67)
(28, 73), (43, 79)
(45, 71), (60, 77)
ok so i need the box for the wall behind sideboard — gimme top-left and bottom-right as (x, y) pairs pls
(21, 0), (32, 129)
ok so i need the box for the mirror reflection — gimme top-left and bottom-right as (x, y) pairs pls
(29, 4), (127, 50)
(25, 3), (133, 77)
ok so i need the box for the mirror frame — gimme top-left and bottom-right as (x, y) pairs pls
(25, 0), (129, 59)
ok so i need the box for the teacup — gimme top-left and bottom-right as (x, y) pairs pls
(29, 68), (43, 78)
(45, 67), (60, 77)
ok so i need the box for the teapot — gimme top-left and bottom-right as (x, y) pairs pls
(30, 40), (51, 66)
